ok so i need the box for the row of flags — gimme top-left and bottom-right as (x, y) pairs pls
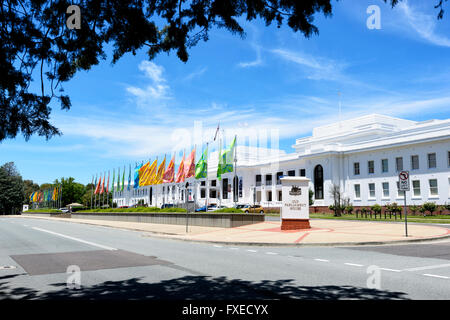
(92, 136), (237, 194)
(29, 186), (60, 203)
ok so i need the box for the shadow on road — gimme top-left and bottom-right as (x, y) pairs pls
(0, 275), (409, 300)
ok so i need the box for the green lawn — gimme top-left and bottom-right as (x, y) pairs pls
(267, 213), (450, 224)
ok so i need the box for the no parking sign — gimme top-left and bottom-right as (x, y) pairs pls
(399, 171), (410, 191)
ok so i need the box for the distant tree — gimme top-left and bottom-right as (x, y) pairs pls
(23, 179), (40, 204)
(0, 162), (24, 214)
(54, 177), (86, 206)
(329, 183), (345, 216)
(1, 0), (446, 142)
(309, 188), (314, 206)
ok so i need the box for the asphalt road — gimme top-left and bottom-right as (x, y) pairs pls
(0, 216), (449, 300)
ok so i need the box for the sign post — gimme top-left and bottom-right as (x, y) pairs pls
(398, 171), (410, 237)
(280, 177), (311, 230)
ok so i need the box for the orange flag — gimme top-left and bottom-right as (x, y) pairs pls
(184, 148), (196, 179)
(95, 175), (102, 194)
(154, 156), (166, 184)
(175, 152), (185, 183)
(100, 172), (105, 194)
(163, 154), (175, 183)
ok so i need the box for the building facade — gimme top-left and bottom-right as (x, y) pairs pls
(113, 114), (450, 209)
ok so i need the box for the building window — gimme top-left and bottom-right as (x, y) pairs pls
(429, 179), (438, 196)
(427, 153), (436, 169)
(265, 174), (272, 186)
(267, 191), (272, 201)
(211, 179), (217, 187)
(368, 183), (375, 198)
(381, 159), (388, 173)
(314, 165), (324, 200)
(278, 190), (282, 201)
(222, 178), (228, 199)
(396, 157), (403, 172)
(299, 169), (306, 177)
(368, 160), (374, 174)
(396, 182), (405, 197)
(411, 155), (419, 170)
(382, 182), (389, 198)
(255, 175), (261, 187)
(287, 170), (295, 177)
(200, 181), (206, 186)
(200, 189), (206, 199)
(412, 180), (421, 197)
(276, 172), (283, 185)
(210, 189), (216, 198)
(353, 162), (360, 175)
(354, 184), (361, 199)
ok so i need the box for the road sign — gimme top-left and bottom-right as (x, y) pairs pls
(398, 170), (410, 191)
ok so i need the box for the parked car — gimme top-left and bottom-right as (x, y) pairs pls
(59, 207), (70, 213)
(242, 205), (264, 214)
(161, 204), (174, 209)
(196, 204), (218, 212)
(118, 206), (129, 208)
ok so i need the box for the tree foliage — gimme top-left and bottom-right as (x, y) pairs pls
(1, 0), (447, 142)
(53, 177), (86, 206)
(0, 162), (24, 214)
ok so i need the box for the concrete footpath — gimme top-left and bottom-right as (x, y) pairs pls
(5, 215), (450, 246)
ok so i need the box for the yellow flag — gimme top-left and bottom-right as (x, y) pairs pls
(143, 159), (158, 186)
(154, 157), (166, 184)
(138, 161), (150, 187)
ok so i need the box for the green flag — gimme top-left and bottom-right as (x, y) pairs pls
(117, 167), (120, 192)
(195, 146), (208, 179)
(121, 166), (125, 191)
(111, 169), (115, 193)
(217, 136), (236, 180)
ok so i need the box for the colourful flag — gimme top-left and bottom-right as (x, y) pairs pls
(184, 148), (196, 179)
(175, 152), (185, 183)
(134, 162), (143, 189)
(111, 169), (115, 193)
(100, 172), (105, 194)
(163, 154), (175, 183)
(144, 159), (158, 185)
(30, 192), (34, 202)
(121, 166), (125, 191)
(218, 136), (236, 179)
(52, 187), (57, 200)
(117, 168), (120, 192)
(195, 146), (208, 179)
(95, 175), (102, 194)
(32, 191), (38, 202)
(127, 165), (131, 191)
(106, 171), (110, 193)
(138, 161), (150, 187)
(155, 156), (166, 184)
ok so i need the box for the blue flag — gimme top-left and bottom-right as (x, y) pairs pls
(134, 162), (143, 189)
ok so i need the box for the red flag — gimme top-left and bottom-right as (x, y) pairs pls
(106, 171), (110, 193)
(100, 172), (105, 194)
(163, 154), (175, 183)
(175, 152), (185, 183)
(184, 148), (196, 179)
(95, 175), (102, 194)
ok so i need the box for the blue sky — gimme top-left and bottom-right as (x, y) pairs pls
(2, 0), (450, 185)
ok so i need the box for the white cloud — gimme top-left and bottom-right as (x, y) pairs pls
(270, 48), (346, 80)
(396, 1), (450, 47)
(184, 67), (208, 81)
(126, 61), (171, 107)
(238, 44), (263, 68)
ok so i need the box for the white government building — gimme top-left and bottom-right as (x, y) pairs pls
(113, 114), (450, 209)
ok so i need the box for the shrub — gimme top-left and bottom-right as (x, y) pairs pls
(344, 205), (354, 215)
(213, 208), (244, 213)
(419, 205), (427, 216)
(371, 204), (382, 214)
(422, 202), (437, 216)
(409, 205), (420, 216)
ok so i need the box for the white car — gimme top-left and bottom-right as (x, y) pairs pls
(59, 207), (70, 213)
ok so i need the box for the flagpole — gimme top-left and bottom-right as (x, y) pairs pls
(90, 175), (94, 209)
(234, 134), (238, 207)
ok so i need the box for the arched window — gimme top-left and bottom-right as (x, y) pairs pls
(314, 165), (324, 200)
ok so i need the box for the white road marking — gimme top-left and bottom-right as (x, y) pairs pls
(247, 249), (257, 253)
(380, 268), (402, 272)
(423, 274), (449, 279)
(266, 252), (278, 255)
(404, 263), (450, 272)
(344, 263), (364, 267)
(0, 266), (17, 270)
(314, 259), (329, 262)
(213, 245), (223, 248)
(230, 247), (239, 250)
(32, 227), (117, 251)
